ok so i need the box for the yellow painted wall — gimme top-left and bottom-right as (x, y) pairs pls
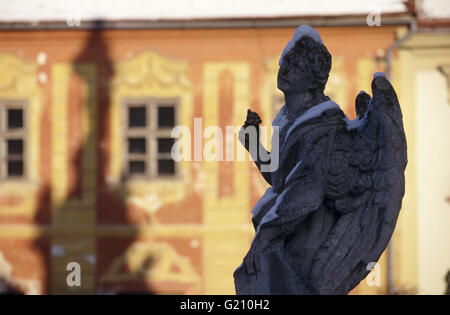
(1, 26), (430, 295)
(395, 32), (450, 294)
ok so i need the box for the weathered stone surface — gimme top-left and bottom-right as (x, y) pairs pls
(235, 26), (407, 295)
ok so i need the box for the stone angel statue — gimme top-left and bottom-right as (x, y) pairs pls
(235, 25), (407, 294)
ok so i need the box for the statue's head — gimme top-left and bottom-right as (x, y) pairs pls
(277, 35), (332, 95)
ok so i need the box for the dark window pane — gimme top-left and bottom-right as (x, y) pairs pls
(7, 139), (23, 155)
(7, 109), (23, 129)
(129, 161), (146, 174)
(7, 160), (23, 177)
(128, 106), (146, 128)
(157, 138), (174, 154)
(128, 138), (146, 154)
(158, 106), (175, 128)
(157, 159), (175, 175)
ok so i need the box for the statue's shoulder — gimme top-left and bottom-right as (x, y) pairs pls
(279, 101), (344, 159)
(289, 100), (345, 136)
(302, 99), (344, 123)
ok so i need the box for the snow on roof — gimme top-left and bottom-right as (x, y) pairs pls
(419, 0), (450, 19)
(0, 0), (409, 22)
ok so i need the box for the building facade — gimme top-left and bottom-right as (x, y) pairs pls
(0, 24), (407, 294)
(1, 0), (450, 296)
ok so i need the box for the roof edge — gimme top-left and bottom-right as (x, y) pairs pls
(0, 13), (414, 30)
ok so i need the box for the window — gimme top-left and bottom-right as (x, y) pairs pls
(123, 99), (178, 178)
(0, 100), (27, 179)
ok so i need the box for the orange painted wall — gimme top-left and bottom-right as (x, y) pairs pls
(0, 26), (397, 294)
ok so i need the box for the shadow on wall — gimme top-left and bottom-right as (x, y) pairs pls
(57, 19), (157, 294)
(3, 19), (201, 295)
(31, 20), (156, 294)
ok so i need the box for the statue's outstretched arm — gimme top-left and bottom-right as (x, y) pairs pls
(239, 109), (272, 185)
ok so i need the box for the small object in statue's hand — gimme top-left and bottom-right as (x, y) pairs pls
(243, 109), (262, 127)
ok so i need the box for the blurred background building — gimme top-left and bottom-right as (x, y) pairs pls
(0, 0), (448, 294)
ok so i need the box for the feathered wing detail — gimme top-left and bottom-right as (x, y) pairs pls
(309, 75), (407, 294)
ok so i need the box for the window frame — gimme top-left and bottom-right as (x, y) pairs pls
(0, 99), (28, 181)
(122, 97), (179, 180)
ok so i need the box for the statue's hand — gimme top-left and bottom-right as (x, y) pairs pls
(243, 109), (262, 127)
(239, 109), (262, 151)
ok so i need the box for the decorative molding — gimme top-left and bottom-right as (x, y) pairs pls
(109, 51), (193, 208)
(0, 14), (413, 30)
(0, 54), (37, 94)
(101, 242), (201, 288)
(50, 63), (98, 294)
(202, 62), (253, 293)
(0, 251), (42, 294)
(51, 63), (98, 214)
(112, 51), (191, 90)
(0, 224), (254, 238)
(0, 53), (42, 216)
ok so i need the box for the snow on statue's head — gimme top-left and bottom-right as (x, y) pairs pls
(277, 25), (332, 94)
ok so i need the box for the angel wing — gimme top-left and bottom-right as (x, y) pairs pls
(309, 74), (407, 294)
